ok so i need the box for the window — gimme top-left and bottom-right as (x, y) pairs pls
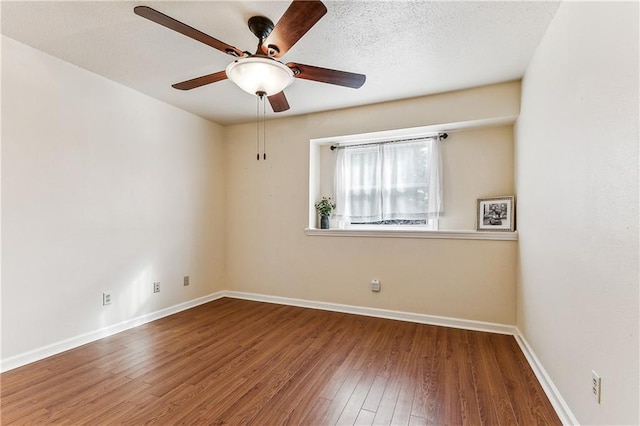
(333, 136), (442, 229)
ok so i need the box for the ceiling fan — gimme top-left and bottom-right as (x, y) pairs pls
(134, 1), (366, 113)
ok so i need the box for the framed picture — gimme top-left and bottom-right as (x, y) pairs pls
(477, 196), (515, 232)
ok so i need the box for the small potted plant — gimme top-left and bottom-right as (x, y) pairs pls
(315, 197), (336, 229)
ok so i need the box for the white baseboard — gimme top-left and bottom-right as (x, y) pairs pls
(0, 291), (226, 372)
(514, 327), (579, 426)
(222, 290), (516, 335)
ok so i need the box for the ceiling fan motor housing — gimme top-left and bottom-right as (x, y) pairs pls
(248, 16), (274, 42)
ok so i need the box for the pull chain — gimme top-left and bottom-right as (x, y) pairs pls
(256, 93), (260, 160)
(263, 95), (267, 160)
(256, 92), (268, 160)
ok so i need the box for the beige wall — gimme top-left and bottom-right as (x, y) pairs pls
(225, 83), (519, 324)
(516, 2), (639, 424)
(1, 37), (227, 359)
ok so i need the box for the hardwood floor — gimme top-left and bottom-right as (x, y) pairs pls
(1, 298), (560, 425)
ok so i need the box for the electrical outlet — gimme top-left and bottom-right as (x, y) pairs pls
(592, 370), (601, 404)
(153, 282), (160, 293)
(103, 292), (112, 305)
(183, 276), (190, 287)
(371, 280), (381, 292)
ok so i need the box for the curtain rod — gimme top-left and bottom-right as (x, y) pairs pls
(330, 132), (448, 151)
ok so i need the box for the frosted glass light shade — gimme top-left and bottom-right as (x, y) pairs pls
(226, 57), (294, 96)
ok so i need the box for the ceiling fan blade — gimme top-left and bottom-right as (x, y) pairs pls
(287, 63), (366, 89)
(134, 6), (244, 57)
(172, 71), (227, 90)
(261, 0), (327, 58)
(268, 91), (290, 112)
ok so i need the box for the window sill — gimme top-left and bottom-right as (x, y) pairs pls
(304, 228), (518, 241)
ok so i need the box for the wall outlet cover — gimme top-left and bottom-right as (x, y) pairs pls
(592, 370), (601, 404)
(102, 292), (112, 305)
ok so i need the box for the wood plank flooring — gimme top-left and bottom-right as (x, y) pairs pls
(1, 298), (561, 425)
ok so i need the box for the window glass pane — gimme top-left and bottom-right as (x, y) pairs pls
(382, 140), (430, 220)
(344, 145), (381, 222)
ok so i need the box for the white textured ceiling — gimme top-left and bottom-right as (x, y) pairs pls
(1, 1), (559, 125)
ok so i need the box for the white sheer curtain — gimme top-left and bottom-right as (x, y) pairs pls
(334, 136), (442, 226)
